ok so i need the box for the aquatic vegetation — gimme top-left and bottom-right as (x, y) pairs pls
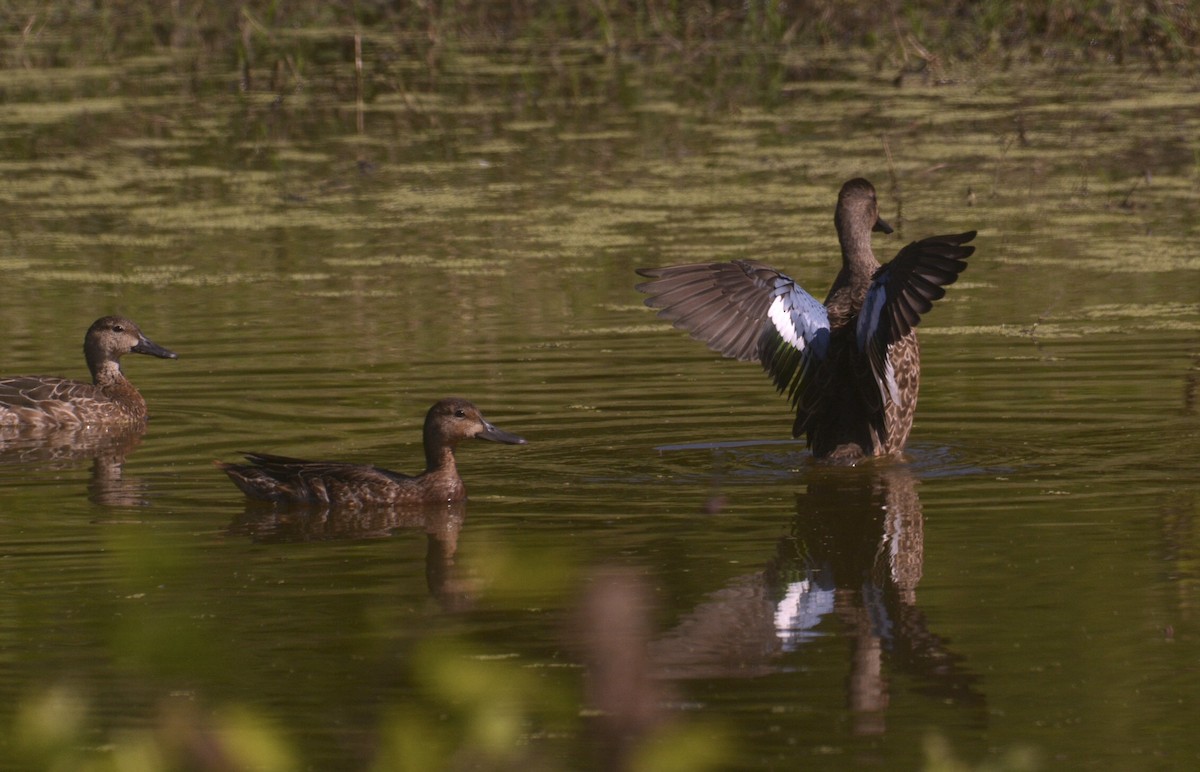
(3, 0), (1199, 78)
(0, 4), (1197, 771)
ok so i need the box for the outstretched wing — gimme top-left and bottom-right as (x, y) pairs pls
(857, 231), (976, 405)
(636, 260), (830, 403)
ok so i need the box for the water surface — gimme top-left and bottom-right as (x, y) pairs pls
(0, 41), (1198, 769)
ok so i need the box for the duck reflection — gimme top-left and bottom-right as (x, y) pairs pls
(649, 462), (984, 733)
(227, 500), (474, 609)
(0, 423), (149, 507)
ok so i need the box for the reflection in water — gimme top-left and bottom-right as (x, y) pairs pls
(0, 423), (148, 507)
(649, 463), (984, 734)
(1160, 489), (1199, 619)
(228, 500), (474, 609)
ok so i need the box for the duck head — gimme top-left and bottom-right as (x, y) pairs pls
(84, 316), (178, 380)
(835, 178), (893, 240)
(424, 397), (527, 448)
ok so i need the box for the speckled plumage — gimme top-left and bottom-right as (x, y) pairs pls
(217, 397), (527, 508)
(0, 316), (178, 429)
(636, 178), (975, 463)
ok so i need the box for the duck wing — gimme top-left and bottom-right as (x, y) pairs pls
(636, 260), (831, 399)
(0, 376), (97, 426)
(219, 452), (412, 505)
(856, 231), (976, 407)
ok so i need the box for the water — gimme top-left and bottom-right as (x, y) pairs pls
(0, 40), (1198, 769)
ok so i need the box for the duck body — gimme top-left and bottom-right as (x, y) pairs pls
(218, 397), (527, 508)
(637, 178), (975, 463)
(220, 453), (469, 508)
(0, 316), (178, 429)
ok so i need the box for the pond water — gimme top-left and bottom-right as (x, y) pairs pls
(0, 37), (1198, 769)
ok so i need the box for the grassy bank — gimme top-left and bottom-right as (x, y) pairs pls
(3, 0), (1198, 70)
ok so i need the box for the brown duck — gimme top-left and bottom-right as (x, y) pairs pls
(636, 178), (975, 463)
(0, 316), (178, 429)
(218, 397), (527, 508)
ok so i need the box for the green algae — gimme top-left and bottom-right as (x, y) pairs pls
(0, 32), (1199, 772)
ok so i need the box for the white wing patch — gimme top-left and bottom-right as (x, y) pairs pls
(767, 295), (805, 349)
(773, 576), (836, 650)
(767, 286), (829, 356)
(882, 349), (900, 404)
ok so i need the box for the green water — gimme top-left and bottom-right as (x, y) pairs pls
(0, 38), (1198, 770)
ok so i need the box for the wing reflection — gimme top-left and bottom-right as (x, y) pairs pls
(650, 463), (984, 732)
(0, 423), (148, 507)
(227, 500), (474, 609)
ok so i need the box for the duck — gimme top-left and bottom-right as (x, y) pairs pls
(636, 178), (975, 463)
(217, 397), (527, 508)
(0, 316), (178, 429)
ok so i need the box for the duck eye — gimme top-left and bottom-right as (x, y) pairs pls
(112, 325), (124, 333)
(454, 409), (466, 418)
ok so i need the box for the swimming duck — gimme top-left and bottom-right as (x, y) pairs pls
(0, 316), (178, 429)
(636, 178), (975, 463)
(218, 397), (527, 508)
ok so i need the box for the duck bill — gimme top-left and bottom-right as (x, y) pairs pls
(476, 421), (527, 445)
(132, 335), (179, 360)
(873, 216), (894, 234)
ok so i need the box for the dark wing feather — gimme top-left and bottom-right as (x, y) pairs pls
(637, 260), (831, 406)
(636, 260), (779, 362)
(857, 231), (975, 406)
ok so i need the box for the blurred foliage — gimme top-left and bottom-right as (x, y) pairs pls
(923, 732), (1040, 772)
(7, 685), (1049, 771)
(8, 686), (297, 772)
(5, 638), (729, 772)
(2, 541), (731, 770)
(1, 0), (1198, 72)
